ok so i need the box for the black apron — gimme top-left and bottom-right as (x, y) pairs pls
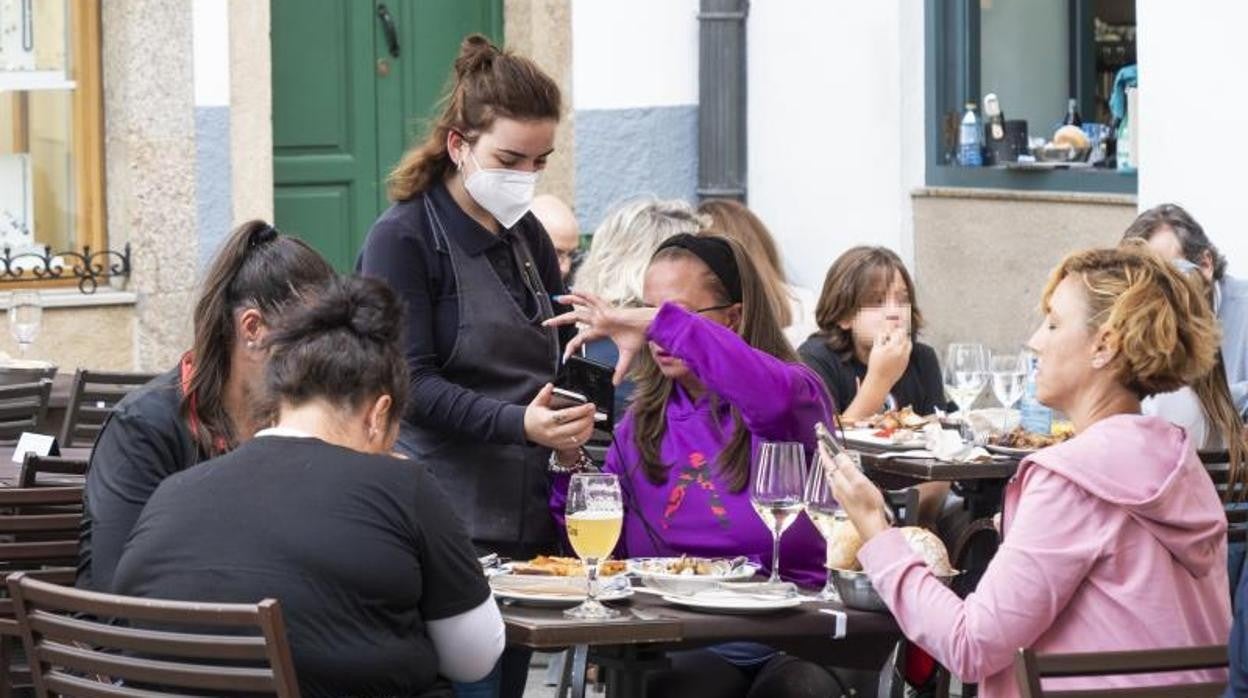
(398, 198), (560, 558)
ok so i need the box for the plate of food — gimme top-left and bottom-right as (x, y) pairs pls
(628, 556), (759, 596)
(505, 555), (628, 577)
(985, 426), (1074, 456)
(842, 407), (936, 450)
(490, 574), (633, 607)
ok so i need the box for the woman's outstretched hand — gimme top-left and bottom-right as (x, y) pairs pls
(544, 292), (659, 385)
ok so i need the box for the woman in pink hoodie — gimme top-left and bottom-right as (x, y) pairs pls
(827, 244), (1232, 696)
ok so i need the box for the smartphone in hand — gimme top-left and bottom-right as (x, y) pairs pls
(554, 355), (615, 430)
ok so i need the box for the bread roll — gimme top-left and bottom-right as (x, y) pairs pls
(825, 516), (865, 571)
(900, 527), (956, 576)
(1052, 125), (1089, 150)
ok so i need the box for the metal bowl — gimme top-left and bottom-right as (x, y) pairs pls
(1031, 144), (1090, 163)
(0, 361), (57, 386)
(829, 567), (957, 612)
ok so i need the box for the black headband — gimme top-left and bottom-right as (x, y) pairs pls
(654, 234), (743, 304)
(248, 223), (279, 250)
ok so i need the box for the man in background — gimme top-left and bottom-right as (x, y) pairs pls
(531, 194), (581, 285)
(1123, 203), (1248, 417)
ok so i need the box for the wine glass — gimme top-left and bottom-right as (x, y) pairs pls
(803, 449), (862, 600)
(944, 343), (988, 413)
(990, 351), (1027, 432)
(8, 290), (42, 356)
(751, 441), (807, 585)
(563, 472), (624, 619)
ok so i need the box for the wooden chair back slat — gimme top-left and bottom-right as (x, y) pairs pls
(0, 487), (83, 507)
(7, 573), (301, 697)
(19, 455), (89, 488)
(1015, 645), (1228, 698)
(0, 514), (80, 534)
(0, 380), (52, 442)
(36, 642), (277, 693)
(59, 370), (158, 448)
(27, 611), (271, 661)
(41, 671), (185, 698)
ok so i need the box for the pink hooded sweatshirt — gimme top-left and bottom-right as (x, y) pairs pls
(859, 414), (1231, 696)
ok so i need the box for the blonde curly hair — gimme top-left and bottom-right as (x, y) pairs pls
(1042, 241), (1220, 399)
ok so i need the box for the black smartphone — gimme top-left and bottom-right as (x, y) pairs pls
(553, 355), (615, 431)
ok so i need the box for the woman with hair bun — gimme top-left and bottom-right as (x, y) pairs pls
(826, 243), (1232, 696)
(114, 276), (503, 698)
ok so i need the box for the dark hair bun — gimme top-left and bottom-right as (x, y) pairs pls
(284, 276), (401, 346)
(455, 34), (499, 78)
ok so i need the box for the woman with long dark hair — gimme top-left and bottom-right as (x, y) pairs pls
(80, 221), (335, 592)
(548, 234), (837, 698)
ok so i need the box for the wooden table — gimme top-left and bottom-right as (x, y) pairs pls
(502, 590), (901, 698)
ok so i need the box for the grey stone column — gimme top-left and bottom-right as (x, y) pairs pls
(101, 0), (198, 370)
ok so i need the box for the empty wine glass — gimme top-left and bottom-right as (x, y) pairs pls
(751, 441), (807, 585)
(8, 290), (42, 356)
(803, 449), (861, 601)
(563, 473), (623, 619)
(990, 351), (1026, 432)
(944, 343), (988, 413)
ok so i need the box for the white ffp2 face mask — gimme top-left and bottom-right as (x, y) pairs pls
(461, 149), (539, 229)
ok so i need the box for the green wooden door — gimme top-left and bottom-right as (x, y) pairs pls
(272, 0), (503, 271)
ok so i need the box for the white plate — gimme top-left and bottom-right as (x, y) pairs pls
(492, 587), (633, 608)
(842, 428), (926, 451)
(660, 592), (802, 614)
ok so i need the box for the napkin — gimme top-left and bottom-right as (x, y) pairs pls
(922, 423), (992, 462)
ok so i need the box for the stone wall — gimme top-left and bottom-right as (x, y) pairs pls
(0, 303), (135, 371)
(101, 0), (198, 371)
(912, 188), (1138, 360)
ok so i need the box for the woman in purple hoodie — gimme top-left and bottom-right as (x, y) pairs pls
(547, 234), (836, 698)
(828, 243), (1232, 697)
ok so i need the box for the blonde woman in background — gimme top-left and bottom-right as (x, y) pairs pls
(698, 199), (818, 348)
(571, 196), (705, 417)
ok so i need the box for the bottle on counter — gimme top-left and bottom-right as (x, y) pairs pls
(958, 102), (983, 167)
(1062, 98), (1083, 127)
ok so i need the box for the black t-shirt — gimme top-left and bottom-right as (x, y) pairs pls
(79, 367), (204, 592)
(112, 436), (490, 698)
(798, 336), (953, 416)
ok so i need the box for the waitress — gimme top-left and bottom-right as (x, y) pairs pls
(357, 33), (596, 568)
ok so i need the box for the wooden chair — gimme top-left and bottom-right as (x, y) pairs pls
(59, 370), (158, 448)
(0, 487), (83, 698)
(0, 381), (53, 443)
(19, 454), (88, 488)
(1014, 644), (1228, 697)
(1199, 451), (1247, 544)
(7, 572), (301, 698)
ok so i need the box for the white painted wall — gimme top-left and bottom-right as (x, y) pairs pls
(191, 0), (229, 107)
(570, 0), (699, 110)
(748, 0), (925, 290)
(1137, 0), (1248, 275)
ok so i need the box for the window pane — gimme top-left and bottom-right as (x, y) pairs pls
(979, 0), (1070, 139)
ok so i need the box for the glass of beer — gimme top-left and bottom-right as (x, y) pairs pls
(564, 472), (624, 619)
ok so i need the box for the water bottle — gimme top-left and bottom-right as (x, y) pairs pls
(1019, 351), (1053, 435)
(958, 102), (983, 167)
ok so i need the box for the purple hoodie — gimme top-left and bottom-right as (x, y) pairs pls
(860, 414), (1231, 696)
(551, 303), (834, 588)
